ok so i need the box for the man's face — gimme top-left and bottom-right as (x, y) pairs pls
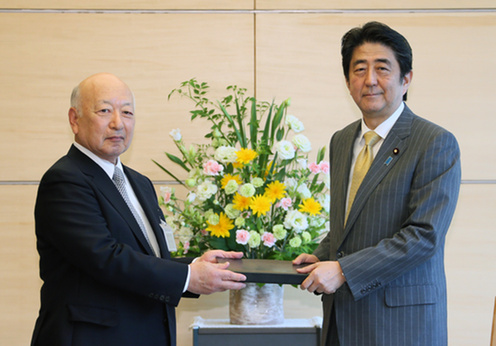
(346, 42), (412, 127)
(69, 74), (135, 164)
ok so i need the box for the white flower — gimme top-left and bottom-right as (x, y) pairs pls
(196, 181), (218, 201)
(235, 216), (246, 227)
(289, 236), (302, 248)
(214, 146), (238, 163)
(284, 177), (298, 189)
(272, 224), (287, 240)
(301, 231), (311, 243)
(186, 192), (196, 203)
(284, 210), (308, 233)
(318, 194), (330, 213)
(285, 115), (305, 133)
(297, 183), (312, 199)
(297, 159), (307, 170)
(225, 204), (240, 219)
(275, 140), (295, 160)
(169, 128), (182, 141)
(224, 180), (239, 195)
(248, 231), (261, 247)
(239, 183), (256, 197)
(251, 177), (264, 188)
(207, 213), (220, 225)
(292, 134), (312, 153)
(178, 226), (194, 243)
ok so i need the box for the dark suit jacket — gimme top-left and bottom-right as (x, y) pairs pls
(314, 106), (461, 346)
(31, 145), (195, 346)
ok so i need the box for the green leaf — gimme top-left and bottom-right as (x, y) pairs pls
(270, 99), (289, 143)
(165, 153), (190, 172)
(235, 97), (247, 148)
(218, 102), (243, 146)
(249, 97), (258, 149)
(276, 127), (285, 141)
(317, 146), (326, 163)
(151, 160), (186, 186)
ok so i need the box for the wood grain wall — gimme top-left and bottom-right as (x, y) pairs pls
(1, 2), (495, 345)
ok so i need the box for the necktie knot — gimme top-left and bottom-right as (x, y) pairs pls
(113, 167), (125, 185)
(364, 131), (381, 148)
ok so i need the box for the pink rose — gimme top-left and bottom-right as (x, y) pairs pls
(262, 232), (276, 248)
(183, 241), (190, 254)
(318, 161), (330, 174)
(203, 160), (224, 176)
(308, 162), (321, 174)
(163, 191), (172, 204)
(277, 197), (292, 211)
(236, 230), (250, 245)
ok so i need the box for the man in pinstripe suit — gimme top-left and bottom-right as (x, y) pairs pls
(294, 22), (461, 345)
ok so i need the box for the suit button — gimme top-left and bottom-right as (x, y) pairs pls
(159, 295), (165, 302)
(336, 251), (344, 258)
(165, 296), (170, 303)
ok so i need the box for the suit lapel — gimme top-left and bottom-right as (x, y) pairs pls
(332, 121), (361, 234)
(344, 107), (413, 233)
(123, 166), (170, 259)
(67, 146), (160, 257)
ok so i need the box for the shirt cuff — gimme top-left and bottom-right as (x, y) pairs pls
(183, 265), (191, 293)
(183, 257), (199, 293)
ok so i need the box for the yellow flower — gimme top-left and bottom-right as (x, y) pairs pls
(264, 181), (286, 202)
(298, 198), (323, 216)
(206, 212), (234, 238)
(221, 174), (242, 189)
(264, 161), (274, 177)
(232, 161), (244, 169)
(250, 194), (272, 217)
(232, 193), (252, 211)
(236, 148), (258, 164)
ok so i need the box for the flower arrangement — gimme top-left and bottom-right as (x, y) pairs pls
(154, 79), (330, 261)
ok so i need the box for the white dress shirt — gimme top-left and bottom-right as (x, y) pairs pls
(73, 142), (161, 256)
(345, 102), (404, 214)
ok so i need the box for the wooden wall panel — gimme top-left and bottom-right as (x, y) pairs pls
(445, 184), (496, 345)
(1, 3), (496, 346)
(255, 13), (496, 180)
(0, 186), (41, 346)
(256, 0), (495, 10)
(0, 13), (254, 181)
(1, 0), (253, 10)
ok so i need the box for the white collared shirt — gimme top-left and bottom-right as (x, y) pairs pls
(73, 142), (161, 257)
(345, 102), (404, 214)
(73, 143), (192, 293)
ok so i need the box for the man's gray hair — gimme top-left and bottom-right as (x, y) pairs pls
(70, 85), (80, 111)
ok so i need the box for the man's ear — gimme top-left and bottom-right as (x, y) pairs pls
(402, 70), (413, 94)
(68, 107), (79, 135)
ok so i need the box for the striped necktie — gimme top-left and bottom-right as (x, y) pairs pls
(112, 167), (158, 256)
(346, 131), (381, 223)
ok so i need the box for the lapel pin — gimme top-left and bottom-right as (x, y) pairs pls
(393, 148), (400, 155)
(384, 156), (393, 166)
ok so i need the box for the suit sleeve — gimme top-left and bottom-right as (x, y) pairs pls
(35, 164), (189, 307)
(338, 128), (461, 300)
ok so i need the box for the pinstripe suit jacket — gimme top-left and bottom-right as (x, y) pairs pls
(314, 105), (461, 346)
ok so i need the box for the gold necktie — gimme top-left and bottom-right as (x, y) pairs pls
(346, 131), (381, 223)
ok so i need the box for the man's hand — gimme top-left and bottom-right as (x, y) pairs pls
(293, 253), (319, 266)
(188, 260), (246, 295)
(198, 249), (244, 263)
(295, 257), (346, 294)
